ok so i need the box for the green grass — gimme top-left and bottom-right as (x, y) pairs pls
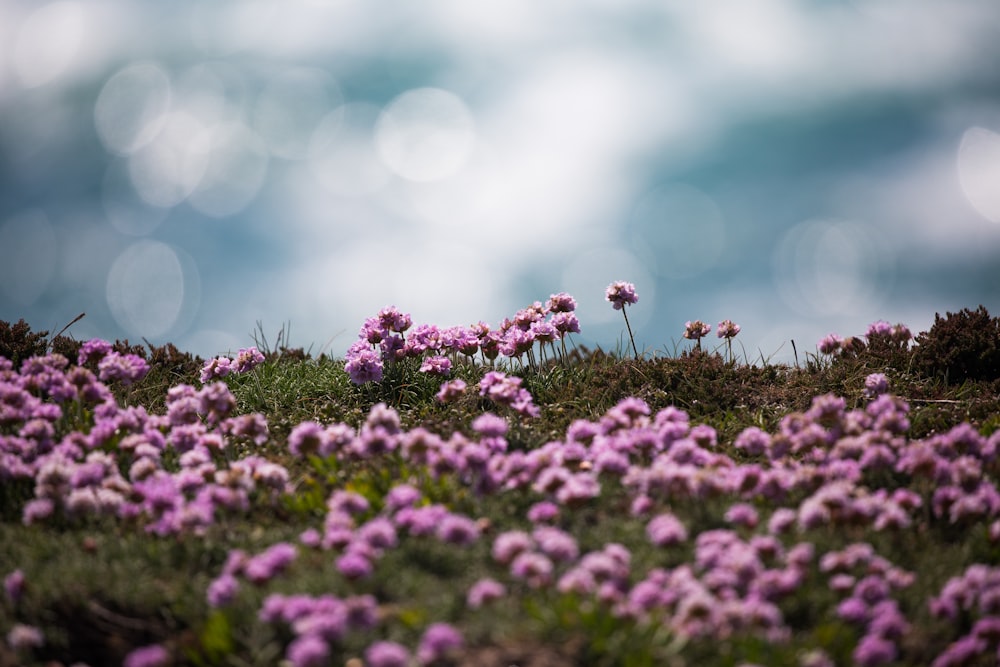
(2, 330), (1000, 666)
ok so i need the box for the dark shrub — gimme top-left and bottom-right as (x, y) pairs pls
(913, 305), (1000, 383)
(0, 318), (50, 366)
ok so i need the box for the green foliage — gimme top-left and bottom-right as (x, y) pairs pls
(3, 317), (1000, 666)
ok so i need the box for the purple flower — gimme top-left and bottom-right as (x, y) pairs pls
(734, 426), (771, 457)
(98, 352), (149, 386)
(532, 526), (579, 562)
(864, 373), (890, 399)
(467, 578), (507, 608)
(546, 292), (577, 313)
(550, 311), (581, 335)
(365, 641), (411, 667)
(472, 412), (508, 437)
(436, 513), (480, 545)
(6, 623), (43, 651)
(932, 635), (989, 667)
(527, 501), (559, 523)
(245, 542), (298, 584)
(683, 320), (711, 341)
(647, 513), (688, 547)
(605, 281), (638, 310)
(4, 569), (26, 603)
(478, 371), (539, 418)
(510, 551), (554, 588)
(396, 504), (449, 536)
(724, 503), (760, 529)
(865, 320), (894, 340)
(836, 596), (870, 624)
(377, 306), (412, 334)
(557, 567), (599, 596)
(419, 355), (452, 376)
(123, 643), (169, 667)
(385, 484), (422, 513)
(344, 345), (383, 385)
(77, 338), (113, 366)
(200, 356), (233, 383)
(357, 517), (398, 551)
(286, 634), (330, 667)
(336, 551), (373, 579)
(417, 623), (463, 664)
(852, 633), (897, 667)
(492, 531), (533, 564)
(288, 421), (328, 457)
(233, 346), (265, 374)
(207, 573), (240, 608)
(818, 333), (843, 354)
(716, 319), (741, 338)
(435, 379), (467, 403)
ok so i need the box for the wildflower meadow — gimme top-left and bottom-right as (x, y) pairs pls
(2, 290), (1000, 667)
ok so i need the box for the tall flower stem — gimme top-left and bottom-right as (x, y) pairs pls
(621, 307), (639, 360)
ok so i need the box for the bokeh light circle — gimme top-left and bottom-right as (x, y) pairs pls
(0, 211), (57, 307)
(253, 67), (342, 160)
(101, 159), (169, 236)
(309, 102), (390, 197)
(772, 219), (892, 317)
(628, 183), (727, 279)
(957, 126), (1000, 224)
(94, 62), (172, 156)
(188, 122), (269, 217)
(14, 1), (86, 88)
(127, 111), (210, 208)
(375, 87), (476, 182)
(106, 240), (186, 339)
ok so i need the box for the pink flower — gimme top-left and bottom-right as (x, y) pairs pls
(417, 623), (463, 664)
(419, 355), (452, 376)
(207, 573), (240, 608)
(6, 624), (43, 651)
(864, 373), (890, 399)
(435, 514), (480, 545)
(546, 292), (577, 313)
(124, 643), (169, 667)
(365, 641), (411, 667)
(716, 319), (741, 338)
(233, 346), (265, 374)
(344, 345), (383, 385)
(467, 578), (507, 608)
(4, 569), (26, 603)
(683, 320), (711, 341)
(435, 379), (467, 403)
(647, 512), (688, 547)
(605, 281), (638, 310)
(98, 352), (149, 386)
(286, 634), (329, 667)
(200, 356), (233, 383)
(818, 333), (843, 354)
(724, 503), (760, 529)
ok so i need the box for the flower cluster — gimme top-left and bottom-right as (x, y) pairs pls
(683, 320), (711, 341)
(74, 339), (150, 387)
(1, 349), (283, 537)
(819, 320), (913, 356)
(4, 308), (1000, 666)
(200, 346), (265, 383)
(343, 294), (581, 385)
(605, 281), (638, 310)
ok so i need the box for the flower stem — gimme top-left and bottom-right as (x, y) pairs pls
(622, 307), (639, 360)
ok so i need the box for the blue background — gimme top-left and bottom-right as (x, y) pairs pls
(2, 0), (999, 363)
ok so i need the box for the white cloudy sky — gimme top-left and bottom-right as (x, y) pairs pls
(1, 0), (999, 362)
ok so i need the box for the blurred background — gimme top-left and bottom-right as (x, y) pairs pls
(1, 0), (999, 363)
